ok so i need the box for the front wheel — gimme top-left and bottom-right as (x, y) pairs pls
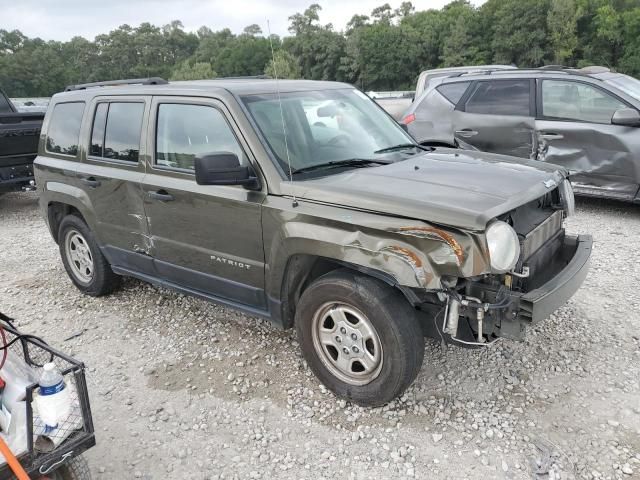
(295, 269), (425, 407)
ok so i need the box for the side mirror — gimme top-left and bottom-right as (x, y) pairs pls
(611, 108), (640, 127)
(194, 152), (258, 188)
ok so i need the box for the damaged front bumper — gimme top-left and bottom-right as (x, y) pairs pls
(446, 234), (592, 343)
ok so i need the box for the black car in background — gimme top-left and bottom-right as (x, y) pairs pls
(0, 88), (44, 194)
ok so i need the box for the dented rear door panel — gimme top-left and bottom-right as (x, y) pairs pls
(452, 79), (536, 159)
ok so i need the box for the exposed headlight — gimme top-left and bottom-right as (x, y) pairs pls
(559, 179), (575, 217)
(486, 221), (520, 273)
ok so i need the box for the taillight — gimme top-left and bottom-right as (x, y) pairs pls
(401, 113), (415, 125)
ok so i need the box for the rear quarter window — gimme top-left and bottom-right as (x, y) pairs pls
(46, 102), (85, 156)
(0, 92), (13, 113)
(436, 82), (471, 105)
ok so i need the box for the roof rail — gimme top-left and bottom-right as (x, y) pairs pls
(447, 65), (612, 81)
(578, 66), (610, 74)
(213, 75), (272, 80)
(447, 68), (505, 78)
(537, 65), (570, 70)
(64, 77), (168, 92)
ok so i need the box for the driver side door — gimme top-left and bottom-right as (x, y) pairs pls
(141, 97), (267, 309)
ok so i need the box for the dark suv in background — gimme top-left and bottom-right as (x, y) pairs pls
(402, 67), (640, 203)
(0, 88), (43, 194)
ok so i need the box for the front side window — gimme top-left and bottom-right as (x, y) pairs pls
(542, 80), (627, 124)
(155, 104), (244, 170)
(46, 102), (85, 156)
(465, 80), (531, 116)
(242, 88), (413, 175)
(90, 102), (144, 162)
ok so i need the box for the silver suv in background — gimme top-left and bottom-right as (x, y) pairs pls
(372, 65), (516, 120)
(402, 66), (640, 203)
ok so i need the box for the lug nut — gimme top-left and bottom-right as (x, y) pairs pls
(351, 333), (357, 340)
(342, 347), (350, 355)
(335, 336), (342, 343)
(352, 346), (359, 353)
(340, 327), (347, 334)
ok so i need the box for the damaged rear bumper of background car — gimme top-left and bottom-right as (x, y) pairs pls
(442, 234), (592, 344)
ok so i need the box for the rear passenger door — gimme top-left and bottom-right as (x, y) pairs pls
(78, 96), (153, 273)
(452, 79), (536, 158)
(141, 97), (266, 309)
(535, 78), (640, 200)
(408, 81), (471, 144)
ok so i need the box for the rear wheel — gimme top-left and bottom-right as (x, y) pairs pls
(295, 269), (425, 406)
(58, 215), (120, 296)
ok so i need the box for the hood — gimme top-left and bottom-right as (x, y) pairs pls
(283, 149), (567, 230)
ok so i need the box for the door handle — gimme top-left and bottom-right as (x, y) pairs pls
(148, 190), (174, 202)
(80, 177), (101, 188)
(539, 132), (564, 141)
(455, 129), (479, 138)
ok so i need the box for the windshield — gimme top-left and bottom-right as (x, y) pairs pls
(604, 74), (640, 102)
(242, 88), (414, 176)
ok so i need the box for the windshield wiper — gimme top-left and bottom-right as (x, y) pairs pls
(291, 158), (392, 175)
(374, 143), (431, 154)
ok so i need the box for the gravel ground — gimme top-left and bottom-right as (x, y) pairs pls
(0, 191), (639, 480)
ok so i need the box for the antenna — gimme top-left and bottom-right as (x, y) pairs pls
(267, 20), (297, 208)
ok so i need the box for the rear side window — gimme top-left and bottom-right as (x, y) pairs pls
(437, 82), (471, 105)
(46, 102), (85, 156)
(155, 103), (244, 170)
(464, 80), (531, 116)
(90, 102), (144, 162)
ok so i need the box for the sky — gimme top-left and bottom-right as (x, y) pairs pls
(0, 0), (484, 42)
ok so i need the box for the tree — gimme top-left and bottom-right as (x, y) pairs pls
(547, 0), (579, 65)
(395, 2), (415, 19)
(170, 61), (215, 80)
(284, 4), (347, 81)
(243, 24), (262, 36)
(2, 2), (640, 97)
(371, 4), (395, 24)
(486, 0), (552, 66)
(288, 4), (322, 35)
(441, 16), (477, 67)
(265, 50), (301, 79)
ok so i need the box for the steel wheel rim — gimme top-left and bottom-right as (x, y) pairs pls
(311, 302), (383, 386)
(64, 229), (94, 284)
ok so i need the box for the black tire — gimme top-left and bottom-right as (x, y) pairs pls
(295, 269), (425, 407)
(47, 454), (92, 480)
(58, 214), (120, 296)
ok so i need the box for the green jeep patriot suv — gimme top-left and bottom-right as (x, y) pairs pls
(34, 77), (592, 406)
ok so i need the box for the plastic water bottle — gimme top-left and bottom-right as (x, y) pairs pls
(37, 362), (70, 429)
